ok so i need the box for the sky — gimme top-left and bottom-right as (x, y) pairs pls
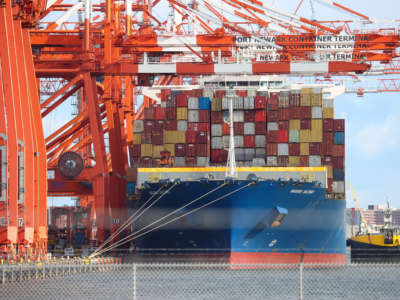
(45, 0), (400, 209)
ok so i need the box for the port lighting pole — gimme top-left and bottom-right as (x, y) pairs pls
(226, 88), (237, 178)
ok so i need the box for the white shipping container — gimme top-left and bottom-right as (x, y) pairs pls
(255, 135), (266, 148)
(332, 181), (345, 193)
(234, 135), (244, 148)
(248, 90), (257, 97)
(222, 135), (230, 148)
(255, 148), (266, 158)
(188, 110), (199, 122)
(267, 122), (278, 131)
(267, 156), (277, 166)
(243, 97), (254, 109)
(211, 124), (222, 136)
(226, 89), (236, 96)
(323, 98), (334, 108)
(233, 97), (244, 110)
(175, 157), (186, 167)
(177, 120), (187, 131)
(277, 143), (289, 156)
(133, 120), (144, 133)
(244, 122), (255, 135)
(204, 89), (213, 98)
(222, 97), (230, 110)
(312, 106), (322, 119)
(309, 155), (322, 167)
(252, 158), (265, 166)
(235, 148), (245, 161)
(233, 111), (244, 122)
(244, 148), (255, 161)
(197, 157), (209, 166)
(211, 137), (223, 149)
(188, 97), (199, 109)
(160, 102), (167, 108)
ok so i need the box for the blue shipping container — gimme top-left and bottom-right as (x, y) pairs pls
(198, 97), (211, 110)
(334, 132), (344, 145)
(333, 169), (345, 181)
(73, 232), (85, 245)
(171, 90), (182, 95)
(127, 182), (136, 195)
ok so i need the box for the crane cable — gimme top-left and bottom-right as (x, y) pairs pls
(91, 182), (255, 257)
(91, 183), (171, 256)
(92, 182), (228, 257)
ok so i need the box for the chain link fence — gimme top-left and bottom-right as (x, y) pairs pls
(1, 262), (400, 299)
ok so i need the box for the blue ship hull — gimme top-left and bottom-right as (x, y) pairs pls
(131, 178), (346, 264)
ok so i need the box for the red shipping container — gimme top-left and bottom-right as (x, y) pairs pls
(300, 107), (312, 119)
(211, 111), (222, 124)
(289, 94), (300, 106)
(191, 89), (203, 97)
(197, 131), (209, 144)
(334, 119), (345, 131)
(186, 130), (197, 143)
(166, 107), (177, 120)
(233, 122), (244, 135)
(278, 121), (289, 130)
(197, 143), (209, 157)
(187, 122), (199, 131)
(236, 90), (247, 97)
(279, 108), (290, 120)
(244, 135), (255, 148)
(186, 144), (196, 157)
(309, 143), (321, 155)
(175, 144), (186, 157)
(176, 94), (188, 107)
(323, 119), (334, 132)
(199, 110), (210, 123)
(321, 140), (333, 156)
(160, 89), (171, 101)
(300, 119), (311, 130)
(199, 123), (210, 132)
(266, 143), (277, 156)
(155, 107), (166, 120)
(327, 179), (333, 193)
(144, 107), (155, 119)
(332, 145), (345, 157)
(132, 144), (141, 158)
(141, 132), (152, 144)
(269, 92), (279, 101)
(215, 90), (226, 98)
(323, 132), (334, 143)
(244, 110), (255, 122)
(254, 96), (267, 109)
(289, 143), (300, 156)
(153, 120), (165, 131)
(256, 110), (267, 122)
(267, 131), (278, 143)
(332, 156), (344, 169)
(277, 130), (289, 143)
(143, 120), (154, 131)
(255, 122), (266, 135)
(266, 110), (279, 122)
(290, 107), (301, 119)
(267, 103), (278, 111)
(322, 156), (332, 165)
(277, 156), (289, 167)
(211, 149), (228, 163)
(165, 120), (177, 130)
(151, 130), (163, 145)
(222, 123), (230, 135)
(300, 156), (309, 166)
(185, 157), (196, 166)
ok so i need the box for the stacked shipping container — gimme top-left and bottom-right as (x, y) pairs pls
(132, 87), (345, 197)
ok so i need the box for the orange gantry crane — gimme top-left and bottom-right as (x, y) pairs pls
(0, 0), (400, 259)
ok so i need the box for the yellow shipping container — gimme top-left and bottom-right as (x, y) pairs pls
(300, 88), (313, 95)
(177, 107), (188, 120)
(311, 93), (322, 106)
(300, 143), (309, 156)
(300, 94), (311, 106)
(311, 119), (323, 131)
(323, 107), (334, 119)
(300, 130), (312, 143)
(289, 119), (301, 130)
(176, 131), (186, 144)
(325, 165), (333, 179)
(289, 156), (300, 167)
(163, 144), (175, 156)
(141, 144), (153, 157)
(211, 98), (222, 111)
(152, 145), (164, 158)
(164, 130), (176, 144)
(310, 129), (323, 143)
(133, 133), (141, 144)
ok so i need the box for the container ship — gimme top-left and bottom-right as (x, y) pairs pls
(126, 76), (346, 264)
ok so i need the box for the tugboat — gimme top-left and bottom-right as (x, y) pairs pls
(348, 184), (400, 262)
